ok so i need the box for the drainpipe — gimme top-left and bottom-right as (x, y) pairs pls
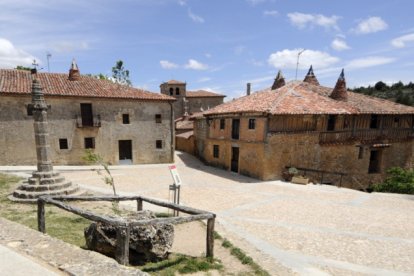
(169, 102), (175, 163)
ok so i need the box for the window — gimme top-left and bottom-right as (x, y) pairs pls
(59, 139), (68, 150)
(80, 103), (93, 127)
(122, 114), (130, 124)
(220, 119), (225, 130)
(248, 118), (256, 130)
(370, 115), (379, 129)
(327, 115), (336, 131)
(169, 88), (174, 96)
(27, 104), (33, 116)
(156, 140), (163, 149)
(213, 145), (219, 158)
(84, 137), (95, 149)
(232, 119), (240, 140)
(368, 150), (381, 173)
(176, 87), (180, 96)
(155, 114), (162, 123)
(358, 147), (364, 159)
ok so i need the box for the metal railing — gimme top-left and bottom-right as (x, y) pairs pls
(76, 115), (101, 128)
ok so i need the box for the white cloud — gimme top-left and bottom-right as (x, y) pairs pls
(160, 60), (178, 69)
(246, 0), (266, 5)
(346, 56), (395, 69)
(354, 17), (388, 34)
(263, 10), (278, 17)
(331, 38), (350, 51)
(178, 0), (186, 6)
(51, 40), (89, 53)
(234, 45), (246, 55)
(188, 9), (204, 23)
(0, 38), (37, 68)
(268, 49), (339, 69)
(198, 77), (211, 82)
(287, 12), (340, 30)
(185, 59), (208, 70)
(391, 33), (414, 48)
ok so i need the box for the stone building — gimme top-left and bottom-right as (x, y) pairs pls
(160, 80), (225, 118)
(0, 62), (175, 165)
(194, 67), (414, 189)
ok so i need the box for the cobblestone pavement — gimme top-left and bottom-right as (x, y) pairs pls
(4, 151), (414, 275)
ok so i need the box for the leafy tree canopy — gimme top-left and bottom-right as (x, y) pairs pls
(15, 65), (32, 71)
(112, 60), (132, 87)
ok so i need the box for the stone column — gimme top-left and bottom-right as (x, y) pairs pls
(32, 79), (53, 172)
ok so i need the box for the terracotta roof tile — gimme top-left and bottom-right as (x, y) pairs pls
(0, 69), (175, 101)
(176, 119), (194, 130)
(164, 79), (185, 84)
(204, 81), (414, 116)
(186, 90), (226, 98)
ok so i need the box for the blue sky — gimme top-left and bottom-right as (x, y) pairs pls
(1, 0), (414, 99)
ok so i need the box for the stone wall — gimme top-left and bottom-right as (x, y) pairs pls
(176, 135), (195, 155)
(263, 132), (414, 189)
(0, 95), (174, 165)
(187, 97), (224, 114)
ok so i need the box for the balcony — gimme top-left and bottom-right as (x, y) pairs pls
(76, 115), (101, 128)
(319, 128), (413, 144)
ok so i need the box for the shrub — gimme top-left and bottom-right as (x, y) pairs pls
(373, 167), (414, 194)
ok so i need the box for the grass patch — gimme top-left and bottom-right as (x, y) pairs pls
(221, 239), (270, 276)
(140, 254), (223, 275)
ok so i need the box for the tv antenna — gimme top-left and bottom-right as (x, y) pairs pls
(46, 52), (52, 72)
(295, 49), (306, 80)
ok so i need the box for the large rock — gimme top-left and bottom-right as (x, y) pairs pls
(84, 210), (174, 264)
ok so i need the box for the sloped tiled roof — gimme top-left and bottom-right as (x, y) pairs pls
(186, 90), (226, 98)
(204, 81), (414, 116)
(176, 119), (194, 130)
(164, 79), (185, 85)
(0, 69), (175, 101)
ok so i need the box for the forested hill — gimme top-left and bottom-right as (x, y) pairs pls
(351, 81), (414, 106)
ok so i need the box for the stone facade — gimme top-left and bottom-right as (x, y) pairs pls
(193, 69), (414, 189)
(0, 67), (175, 166)
(160, 80), (225, 119)
(0, 95), (174, 165)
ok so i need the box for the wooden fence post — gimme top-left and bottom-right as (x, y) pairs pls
(37, 198), (45, 233)
(137, 199), (143, 211)
(115, 225), (130, 265)
(206, 217), (215, 259)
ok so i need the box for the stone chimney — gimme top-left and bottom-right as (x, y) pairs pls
(330, 69), (348, 101)
(68, 59), (81, 81)
(271, 70), (285, 90)
(303, 65), (320, 86)
(246, 83), (251, 96)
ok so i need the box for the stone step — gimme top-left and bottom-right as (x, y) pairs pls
(19, 181), (73, 192)
(28, 176), (66, 185)
(12, 185), (79, 200)
(32, 171), (61, 179)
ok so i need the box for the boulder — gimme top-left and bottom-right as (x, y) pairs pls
(84, 210), (174, 264)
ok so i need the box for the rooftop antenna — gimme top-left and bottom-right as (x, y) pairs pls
(46, 52), (52, 72)
(295, 49), (306, 80)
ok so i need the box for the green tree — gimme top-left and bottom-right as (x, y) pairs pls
(374, 81), (388, 91)
(112, 60), (132, 87)
(373, 167), (414, 194)
(15, 65), (31, 71)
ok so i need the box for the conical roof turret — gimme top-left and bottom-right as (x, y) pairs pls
(271, 70), (286, 90)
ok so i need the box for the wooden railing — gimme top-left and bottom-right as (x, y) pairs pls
(319, 128), (413, 144)
(37, 195), (216, 265)
(76, 115), (101, 128)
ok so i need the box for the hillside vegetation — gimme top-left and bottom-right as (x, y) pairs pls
(351, 81), (414, 106)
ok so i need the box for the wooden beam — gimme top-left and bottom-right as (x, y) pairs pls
(37, 198), (45, 233)
(140, 196), (208, 215)
(115, 226), (130, 266)
(206, 217), (215, 258)
(129, 213), (214, 227)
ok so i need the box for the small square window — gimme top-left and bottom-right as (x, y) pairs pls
(84, 137), (95, 149)
(156, 140), (163, 149)
(248, 119), (256, 130)
(122, 114), (130, 124)
(213, 145), (219, 158)
(220, 119), (225, 130)
(59, 139), (68, 150)
(155, 114), (162, 123)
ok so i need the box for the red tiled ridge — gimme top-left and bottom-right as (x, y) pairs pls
(0, 69), (175, 101)
(163, 79), (185, 85)
(204, 81), (414, 115)
(186, 90), (226, 98)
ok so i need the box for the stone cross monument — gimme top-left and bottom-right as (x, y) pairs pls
(10, 70), (79, 202)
